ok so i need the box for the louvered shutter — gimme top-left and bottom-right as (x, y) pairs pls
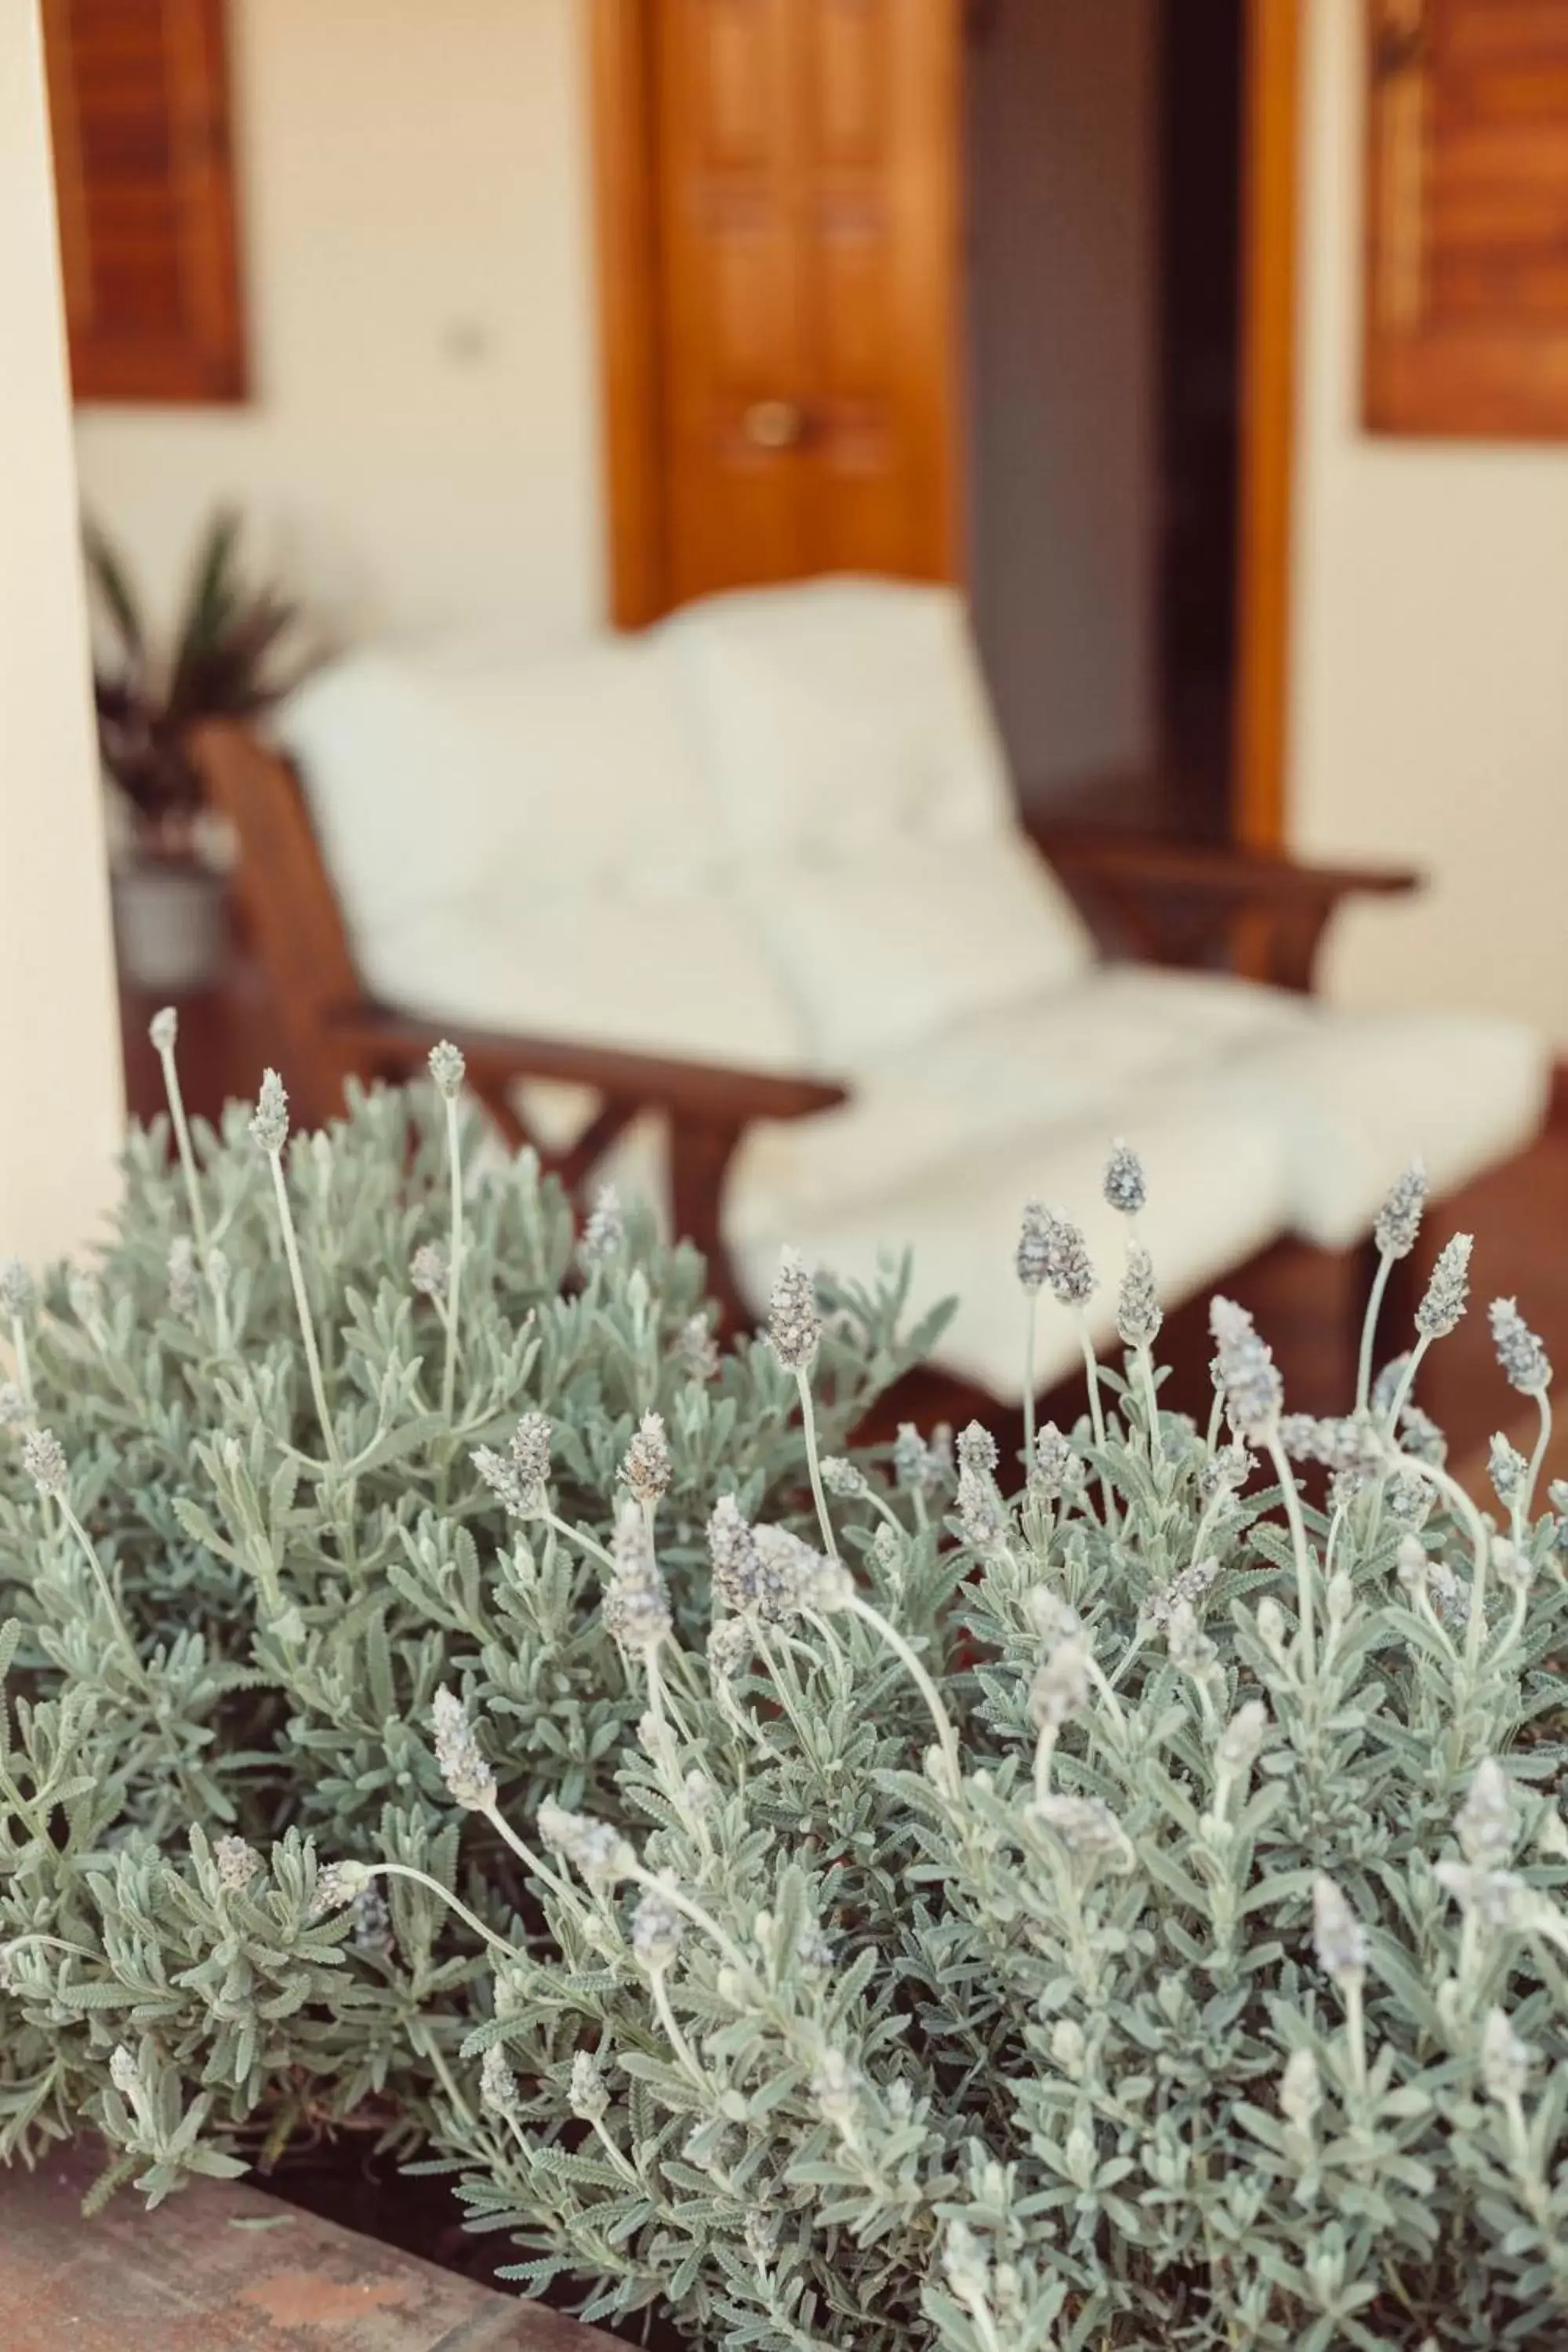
(1366, 0), (1568, 436)
(42, 0), (245, 402)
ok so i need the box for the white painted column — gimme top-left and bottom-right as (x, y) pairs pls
(0, 2), (125, 1265)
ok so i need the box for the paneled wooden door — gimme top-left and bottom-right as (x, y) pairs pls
(594, 0), (962, 620)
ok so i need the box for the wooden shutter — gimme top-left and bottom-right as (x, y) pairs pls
(42, 0), (245, 402)
(1366, 0), (1568, 436)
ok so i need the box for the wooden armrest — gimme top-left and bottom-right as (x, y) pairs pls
(330, 1007), (845, 1333)
(1027, 822), (1421, 993)
(329, 1005), (846, 1124)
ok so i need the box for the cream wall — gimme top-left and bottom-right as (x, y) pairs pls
(1290, 0), (1568, 1041)
(2, 2), (125, 1265)
(965, 0), (1158, 798)
(73, 0), (604, 652)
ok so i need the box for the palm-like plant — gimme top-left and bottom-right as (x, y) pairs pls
(85, 508), (318, 848)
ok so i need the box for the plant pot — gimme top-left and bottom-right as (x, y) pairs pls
(0, 2139), (618, 2351)
(111, 856), (229, 994)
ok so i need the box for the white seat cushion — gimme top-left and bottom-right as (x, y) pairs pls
(731, 1098), (1296, 1402)
(1203, 1006), (1551, 1251)
(729, 964), (1312, 1236)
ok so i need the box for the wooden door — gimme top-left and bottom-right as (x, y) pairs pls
(640, 0), (960, 612)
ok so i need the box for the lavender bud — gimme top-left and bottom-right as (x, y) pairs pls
(619, 1410), (671, 1504)
(768, 1247), (821, 1370)
(167, 1236), (199, 1318)
(0, 1260), (33, 1318)
(1457, 1758), (1515, 1871)
(678, 1313), (720, 1382)
(1480, 2007), (1531, 2105)
(1116, 1240), (1162, 1349)
(537, 1800), (635, 1889)
(1312, 1875), (1368, 1984)
(1030, 1421), (1078, 1498)
(956, 1421), (999, 1479)
(480, 2043), (523, 2121)
(706, 1616), (753, 1680)
(1029, 1639), (1089, 1730)
(1103, 1137), (1147, 1217)
(579, 1185), (624, 1268)
(213, 1835), (261, 1893)
(1216, 1700), (1269, 1776)
(1416, 1233), (1472, 1340)
(1209, 1297), (1283, 1441)
(108, 2045), (142, 2102)
(22, 1428), (67, 1499)
(147, 1005), (179, 1054)
(1490, 1297), (1552, 1396)
(602, 1498), (673, 1660)
(427, 1039), (466, 1100)
(1034, 1791), (1125, 1855)
(0, 1383), (27, 1427)
(410, 1241), (449, 1298)
(431, 1685), (497, 1810)
(249, 1069), (289, 1155)
(351, 1883), (394, 1956)
(309, 1858), (372, 1918)
(1374, 1158), (1428, 1258)
(1015, 1198), (1051, 1292)
(1043, 1209), (1096, 1309)
(819, 1454), (866, 1498)
(631, 1887), (685, 1972)
(569, 2049), (608, 2122)
(1489, 1434), (1527, 1509)
(1279, 2049), (1321, 2132)
(811, 2048), (859, 2135)
(957, 1465), (1003, 1551)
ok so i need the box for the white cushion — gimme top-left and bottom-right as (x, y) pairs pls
(352, 880), (813, 1074)
(730, 964), (1312, 1232)
(731, 1098), (1295, 1402)
(275, 638), (718, 945)
(665, 575), (1044, 846)
(754, 833), (1099, 1065)
(1204, 1007), (1552, 1251)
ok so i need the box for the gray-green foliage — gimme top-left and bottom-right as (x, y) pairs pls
(5, 1070), (1568, 2352)
(0, 1049), (931, 2212)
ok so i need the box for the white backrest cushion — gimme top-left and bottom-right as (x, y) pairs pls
(663, 575), (1021, 852)
(274, 638), (716, 944)
(754, 833), (1094, 1066)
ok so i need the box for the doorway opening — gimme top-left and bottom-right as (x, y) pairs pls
(964, 0), (1247, 844)
(589, 0), (1296, 848)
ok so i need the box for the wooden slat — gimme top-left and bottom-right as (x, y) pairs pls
(41, 0), (247, 402)
(1365, 0), (1568, 437)
(0, 2140), (615, 2352)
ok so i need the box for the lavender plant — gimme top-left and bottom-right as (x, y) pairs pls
(5, 1047), (1568, 2352)
(315, 1156), (1568, 2352)
(0, 1018), (934, 2208)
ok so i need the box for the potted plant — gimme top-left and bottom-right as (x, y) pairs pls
(86, 508), (318, 991)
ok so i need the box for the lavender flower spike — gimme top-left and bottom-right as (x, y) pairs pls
(1374, 1157), (1428, 1259)
(1103, 1138), (1147, 1218)
(1312, 1875), (1368, 1984)
(1416, 1232), (1472, 1339)
(1015, 1198), (1051, 1292)
(1116, 1240), (1162, 1348)
(768, 1247), (822, 1370)
(249, 1069), (290, 1156)
(1043, 1210), (1097, 1309)
(431, 1685), (497, 1811)
(1489, 1297), (1552, 1395)
(427, 1040), (466, 1100)
(1209, 1297), (1283, 1441)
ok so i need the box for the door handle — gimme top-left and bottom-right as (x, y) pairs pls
(742, 398), (807, 450)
